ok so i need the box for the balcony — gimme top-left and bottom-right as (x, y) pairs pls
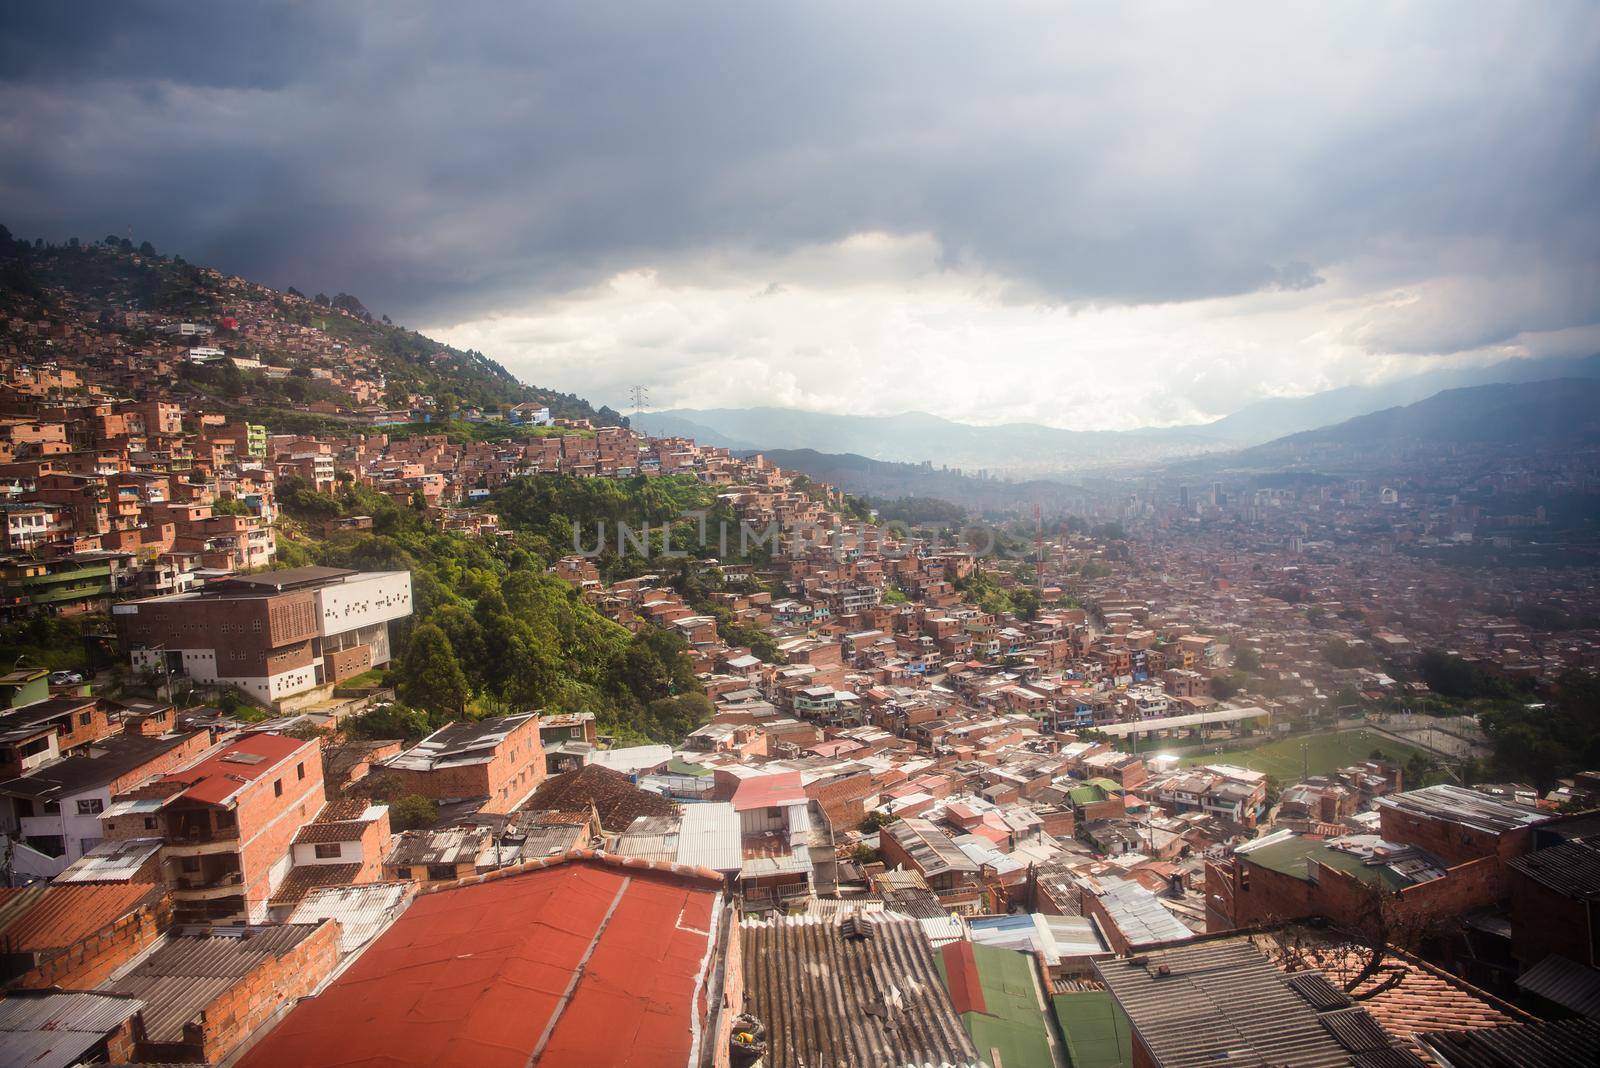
(163, 836), (241, 858)
(171, 869), (244, 899)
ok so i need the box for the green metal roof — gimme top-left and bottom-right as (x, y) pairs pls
(936, 942), (1056, 1068)
(1052, 991), (1133, 1068)
(1069, 784), (1108, 805)
(1241, 835), (1412, 891)
(665, 757), (713, 777)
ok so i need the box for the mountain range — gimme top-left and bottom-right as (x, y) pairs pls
(635, 353), (1600, 477)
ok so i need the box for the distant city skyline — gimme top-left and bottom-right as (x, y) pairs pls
(3, 3), (1596, 429)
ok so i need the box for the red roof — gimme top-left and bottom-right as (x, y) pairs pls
(236, 856), (722, 1068)
(939, 940), (987, 1015)
(731, 770), (806, 811)
(0, 883), (162, 950)
(155, 732), (307, 806)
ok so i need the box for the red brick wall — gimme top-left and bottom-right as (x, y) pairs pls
(1220, 851), (1509, 936)
(1039, 808), (1075, 837)
(234, 741), (326, 917)
(1077, 796), (1127, 823)
(107, 731), (212, 794)
(384, 716), (544, 814)
(805, 772), (876, 833)
(355, 808), (392, 882)
(137, 919), (342, 1065)
(1377, 807), (1531, 868)
(878, 829), (916, 878)
(710, 901), (742, 1068)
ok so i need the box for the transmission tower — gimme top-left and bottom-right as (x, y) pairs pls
(628, 385), (650, 416)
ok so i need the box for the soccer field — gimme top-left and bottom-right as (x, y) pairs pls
(1175, 729), (1432, 781)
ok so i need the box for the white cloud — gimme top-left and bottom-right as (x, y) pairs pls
(427, 232), (1545, 430)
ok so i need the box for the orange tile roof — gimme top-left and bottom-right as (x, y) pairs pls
(1262, 939), (1531, 1061)
(0, 882), (163, 950)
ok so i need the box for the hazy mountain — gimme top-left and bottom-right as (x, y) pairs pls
(1191, 352), (1600, 443)
(740, 448), (1090, 513)
(1262, 378), (1600, 450)
(636, 353), (1600, 475)
(636, 408), (1215, 476)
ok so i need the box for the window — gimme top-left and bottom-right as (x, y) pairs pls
(273, 779), (283, 797)
(143, 816), (158, 830)
(314, 843), (341, 859)
(78, 712), (92, 727)
(427, 864), (456, 881)
(180, 856), (201, 873)
(76, 798), (105, 815)
(395, 866), (412, 879)
(296, 762), (305, 780)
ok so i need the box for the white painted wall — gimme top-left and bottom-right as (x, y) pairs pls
(316, 572), (412, 639)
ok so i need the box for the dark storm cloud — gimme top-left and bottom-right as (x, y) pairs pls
(2, 1), (1596, 355)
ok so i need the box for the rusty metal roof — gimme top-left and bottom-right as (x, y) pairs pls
(0, 882), (162, 952)
(234, 857), (724, 1068)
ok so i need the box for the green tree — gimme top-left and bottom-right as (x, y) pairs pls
(396, 623), (469, 720)
(390, 794), (439, 831)
(345, 702), (432, 741)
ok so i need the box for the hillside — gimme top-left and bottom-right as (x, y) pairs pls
(740, 448), (1089, 515)
(0, 225), (620, 426)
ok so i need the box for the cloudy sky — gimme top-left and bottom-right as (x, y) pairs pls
(3, 2), (1596, 429)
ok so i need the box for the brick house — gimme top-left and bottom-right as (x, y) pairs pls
(380, 713), (544, 814)
(105, 732), (326, 923)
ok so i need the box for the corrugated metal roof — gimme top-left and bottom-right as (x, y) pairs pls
(107, 924), (325, 1043)
(741, 913), (983, 1068)
(1092, 876), (1193, 948)
(1505, 838), (1600, 899)
(0, 883), (162, 951)
(676, 802), (741, 872)
(53, 837), (163, 883)
(1418, 1018), (1600, 1067)
(1376, 784), (1547, 835)
(1095, 938), (1353, 1067)
(286, 882), (414, 955)
(885, 817), (980, 879)
(589, 744), (672, 774)
(384, 713), (534, 772)
(0, 992), (143, 1068)
(1516, 953), (1600, 1020)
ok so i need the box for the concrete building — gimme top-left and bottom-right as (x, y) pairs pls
(113, 565), (412, 708)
